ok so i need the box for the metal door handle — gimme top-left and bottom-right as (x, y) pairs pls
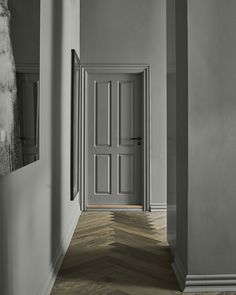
(130, 136), (142, 141)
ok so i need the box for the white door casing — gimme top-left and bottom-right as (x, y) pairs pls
(81, 65), (151, 211)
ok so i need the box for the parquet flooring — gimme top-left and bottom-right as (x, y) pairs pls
(51, 212), (232, 295)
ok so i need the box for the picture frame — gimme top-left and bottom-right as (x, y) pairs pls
(71, 49), (80, 200)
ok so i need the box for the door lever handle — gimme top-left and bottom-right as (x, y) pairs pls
(130, 136), (142, 141)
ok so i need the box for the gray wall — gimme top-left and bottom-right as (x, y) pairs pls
(188, 0), (236, 275)
(175, 0), (188, 272)
(0, 0), (80, 294)
(168, 0), (236, 289)
(167, 0), (176, 251)
(81, 0), (167, 208)
(167, 0), (188, 270)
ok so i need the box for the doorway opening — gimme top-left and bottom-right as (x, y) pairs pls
(81, 64), (150, 211)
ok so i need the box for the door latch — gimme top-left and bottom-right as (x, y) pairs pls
(130, 136), (142, 146)
(130, 136), (142, 141)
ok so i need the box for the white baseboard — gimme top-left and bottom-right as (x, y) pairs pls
(173, 257), (236, 292)
(87, 208), (143, 212)
(149, 203), (167, 212)
(36, 207), (81, 295)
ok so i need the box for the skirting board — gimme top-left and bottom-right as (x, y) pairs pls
(173, 258), (236, 292)
(87, 204), (143, 211)
(87, 208), (144, 212)
(149, 203), (167, 211)
(36, 207), (81, 295)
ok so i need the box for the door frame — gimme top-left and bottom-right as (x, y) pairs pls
(80, 64), (151, 211)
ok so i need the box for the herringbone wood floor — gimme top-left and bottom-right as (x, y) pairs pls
(51, 212), (230, 295)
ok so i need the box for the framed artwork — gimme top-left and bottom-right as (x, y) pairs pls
(0, 0), (40, 176)
(71, 49), (80, 200)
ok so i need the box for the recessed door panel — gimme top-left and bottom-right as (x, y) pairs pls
(95, 154), (111, 194)
(94, 81), (111, 147)
(87, 73), (143, 206)
(118, 81), (134, 146)
(118, 154), (134, 194)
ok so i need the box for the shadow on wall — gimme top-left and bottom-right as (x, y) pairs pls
(50, 0), (63, 276)
(0, 196), (10, 295)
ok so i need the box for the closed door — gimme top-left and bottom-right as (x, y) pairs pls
(86, 73), (143, 207)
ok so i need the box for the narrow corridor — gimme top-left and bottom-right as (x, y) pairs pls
(51, 212), (180, 294)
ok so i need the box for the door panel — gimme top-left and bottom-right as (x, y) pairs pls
(87, 73), (143, 206)
(118, 81), (134, 146)
(118, 154), (134, 194)
(94, 81), (111, 147)
(95, 154), (111, 194)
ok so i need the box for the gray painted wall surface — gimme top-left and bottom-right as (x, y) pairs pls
(81, 0), (167, 207)
(168, 0), (236, 287)
(166, 0), (176, 71)
(167, 0), (176, 252)
(188, 0), (236, 275)
(175, 0), (188, 272)
(0, 0), (80, 294)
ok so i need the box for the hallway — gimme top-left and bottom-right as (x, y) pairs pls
(51, 212), (180, 294)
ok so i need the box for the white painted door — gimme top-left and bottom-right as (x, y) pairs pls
(86, 73), (143, 206)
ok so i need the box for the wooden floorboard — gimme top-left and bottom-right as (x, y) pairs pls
(51, 212), (231, 295)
